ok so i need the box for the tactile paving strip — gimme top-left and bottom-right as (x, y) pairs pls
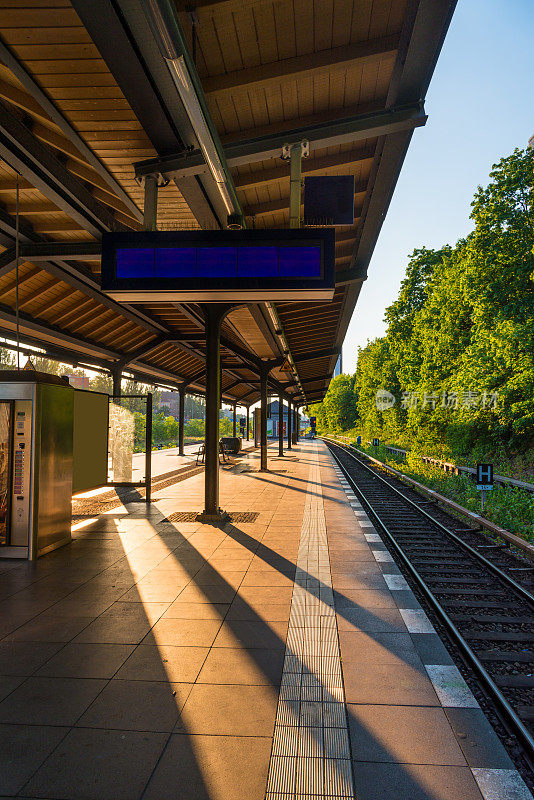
(265, 443), (355, 799)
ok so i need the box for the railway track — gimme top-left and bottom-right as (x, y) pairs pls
(324, 437), (534, 769)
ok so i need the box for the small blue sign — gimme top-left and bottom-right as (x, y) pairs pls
(476, 463), (494, 490)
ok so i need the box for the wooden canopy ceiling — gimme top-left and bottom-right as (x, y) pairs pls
(0, 0), (455, 406)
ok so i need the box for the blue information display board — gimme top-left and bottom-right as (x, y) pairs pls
(101, 229), (335, 302)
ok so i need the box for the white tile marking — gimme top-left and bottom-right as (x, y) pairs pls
(383, 573), (410, 590)
(372, 549), (393, 561)
(471, 768), (534, 800)
(364, 533), (383, 543)
(424, 665), (479, 708)
(399, 608), (436, 634)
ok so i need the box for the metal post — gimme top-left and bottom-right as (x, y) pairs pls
(287, 400), (292, 450)
(178, 386), (186, 456)
(145, 392), (152, 503)
(289, 143), (303, 229)
(260, 369), (268, 471)
(232, 404), (237, 437)
(143, 174), (158, 231)
(199, 304), (233, 522)
(204, 306), (222, 518)
(293, 407), (298, 444)
(111, 365), (121, 398)
(278, 394), (284, 457)
(246, 405), (250, 440)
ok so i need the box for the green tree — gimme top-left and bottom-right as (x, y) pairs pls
(353, 146), (534, 456)
(185, 418), (205, 437)
(322, 374), (358, 431)
(219, 416), (233, 436)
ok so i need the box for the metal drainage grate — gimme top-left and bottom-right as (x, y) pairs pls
(228, 511), (260, 523)
(165, 511), (260, 523)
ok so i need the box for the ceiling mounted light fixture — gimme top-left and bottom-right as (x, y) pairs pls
(143, 0), (236, 217)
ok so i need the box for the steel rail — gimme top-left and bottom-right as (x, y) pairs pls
(325, 437), (534, 767)
(330, 436), (534, 560)
(381, 443), (534, 494)
(323, 438), (534, 604)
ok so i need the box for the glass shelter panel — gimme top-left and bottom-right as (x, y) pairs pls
(107, 395), (150, 485)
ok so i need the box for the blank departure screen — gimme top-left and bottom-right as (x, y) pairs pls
(279, 246), (321, 277)
(155, 248), (196, 277)
(115, 244), (322, 279)
(116, 248), (155, 278)
(197, 247), (238, 277)
(238, 246), (278, 277)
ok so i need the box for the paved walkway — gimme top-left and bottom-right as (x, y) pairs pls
(0, 441), (530, 799)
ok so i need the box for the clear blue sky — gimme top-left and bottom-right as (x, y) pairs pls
(342, 0), (534, 374)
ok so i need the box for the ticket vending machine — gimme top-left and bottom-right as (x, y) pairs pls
(0, 371), (74, 560)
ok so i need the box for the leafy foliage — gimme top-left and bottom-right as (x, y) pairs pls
(312, 374), (357, 432)
(314, 147), (534, 462)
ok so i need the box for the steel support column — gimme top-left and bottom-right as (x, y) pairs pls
(278, 394), (284, 457)
(260, 369), (268, 471)
(143, 175), (158, 231)
(198, 304), (235, 522)
(232, 404), (237, 437)
(178, 386), (186, 456)
(287, 400), (292, 450)
(289, 142), (304, 229)
(112, 366), (122, 398)
(246, 406), (250, 441)
(293, 407), (298, 444)
(146, 393), (152, 504)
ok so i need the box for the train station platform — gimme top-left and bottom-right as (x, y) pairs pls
(0, 440), (527, 800)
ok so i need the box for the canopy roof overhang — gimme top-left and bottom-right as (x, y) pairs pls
(0, 0), (456, 405)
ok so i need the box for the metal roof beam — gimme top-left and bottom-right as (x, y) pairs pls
(299, 375), (332, 385)
(18, 242), (102, 263)
(233, 146), (375, 190)
(0, 205), (38, 242)
(390, 0), (458, 106)
(0, 36), (142, 223)
(204, 35), (399, 99)
(0, 102), (123, 237)
(0, 213), (167, 337)
(335, 264), (369, 285)
(244, 188), (366, 219)
(168, 333), (258, 396)
(71, 0), (224, 230)
(0, 246), (15, 278)
(222, 379), (245, 393)
(292, 348), (341, 364)
(0, 304), (120, 361)
(0, 307), (198, 388)
(35, 260), (168, 335)
(117, 336), (169, 369)
(135, 104), (426, 178)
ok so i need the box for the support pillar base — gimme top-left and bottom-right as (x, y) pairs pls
(196, 510), (230, 525)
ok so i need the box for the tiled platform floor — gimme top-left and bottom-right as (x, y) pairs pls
(0, 440), (530, 800)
